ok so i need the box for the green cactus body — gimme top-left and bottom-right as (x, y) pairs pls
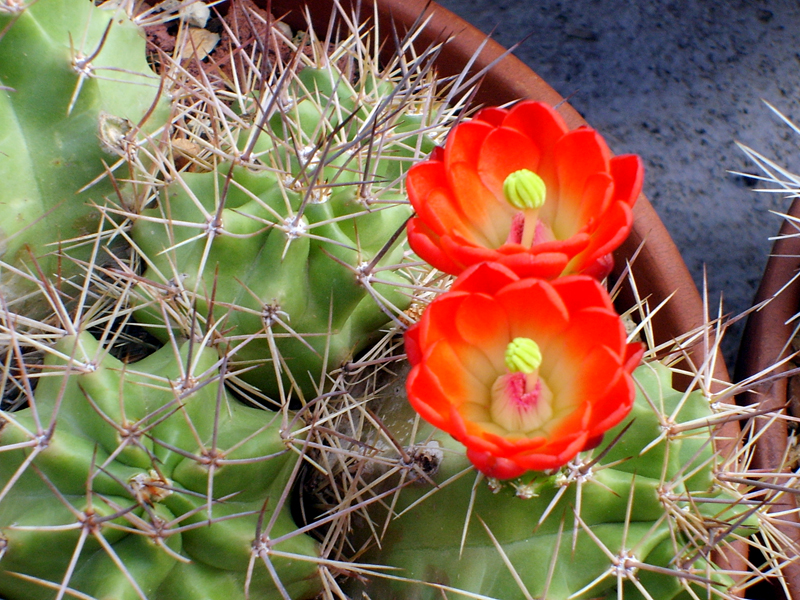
(350, 362), (749, 600)
(0, 0), (166, 310)
(130, 64), (436, 402)
(0, 332), (321, 600)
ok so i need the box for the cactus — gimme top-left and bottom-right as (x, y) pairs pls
(0, 2), (459, 598)
(342, 360), (748, 600)
(0, 0), (167, 313)
(0, 331), (320, 600)
(0, 1), (793, 599)
(293, 295), (794, 600)
(124, 13), (449, 404)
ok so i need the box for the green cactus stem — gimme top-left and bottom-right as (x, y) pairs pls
(337, 361), (752, 600)
(128, 60), (439, 403)
(0, 332), (321, 600)
(0, 0), (167, 312)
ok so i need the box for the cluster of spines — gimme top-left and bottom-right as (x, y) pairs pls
(90, 0), (471, 410)
(0, 320), (324, 599)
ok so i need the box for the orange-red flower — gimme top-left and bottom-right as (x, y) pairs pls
(404, 262), (643, 479)
(406, 101), (644, 279)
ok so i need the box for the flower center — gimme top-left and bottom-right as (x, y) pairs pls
(491, 338), (553, 433)
(503, 169), (554, 248)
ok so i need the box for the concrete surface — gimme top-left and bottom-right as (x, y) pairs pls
(435, 0), (800, 364)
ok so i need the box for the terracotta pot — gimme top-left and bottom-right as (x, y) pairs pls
(735, 197), (800, 600)
(268, 0), (748, 590)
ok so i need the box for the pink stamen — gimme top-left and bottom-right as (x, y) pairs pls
(533, 221), (553, 245)
(505, 212), (525, 245)
(505, 212), (554, 248)
(504, 372), (541, 411)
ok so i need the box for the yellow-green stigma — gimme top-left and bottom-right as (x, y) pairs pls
(493, 338), (551, 432)
(503, 169), (546, 210)
(505, 337), (542, 374)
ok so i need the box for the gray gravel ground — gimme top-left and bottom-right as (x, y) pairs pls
(435, 0), (800, 365)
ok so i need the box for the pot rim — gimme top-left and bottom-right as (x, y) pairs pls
(735, 197), (800, 599)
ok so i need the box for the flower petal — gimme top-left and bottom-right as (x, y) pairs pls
(406, 160), (447, 211)
(440, 234), (507, 273)
(551, 276), (616, 315)
(495, 279), (570, 352)
(477, 126), (540, 198)
(450, 406), (504, 455)
(425, 339), (492, 407)
(610, 154), (645, 206)
(454, 293), (510, 373)
(417, 293), (467, 346)
(467, 448), (528, 479)
(554, 128), (612, 225)
(450, 261), (520, 295)
(567, 201), (633, 274)
(407, 219), (462, 274)
(404, 322), (422, 366)
(496, 251), (570, 279)
(447, 162), (513, 247)
(474, 106), (509, 127)
(481, 429), (548, 456)
(624, 342), (645, 373)
(559, 306), (628, 363)
(580, 253), (615, 280)
(550, 345), (625, 435)
(502, 101), (569, 193)
(444, 120), (493, 169)
(407, 162), (468, 237)
(406, 363), (452, 430)
(574, 172), (615, 235)
(417, 290), (504, 382)
(510, 431), (589, 472)
(586, 369), (636, 434)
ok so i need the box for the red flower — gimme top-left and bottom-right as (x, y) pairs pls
(404, 262), (643, 480)
(406, 101), (644, 279)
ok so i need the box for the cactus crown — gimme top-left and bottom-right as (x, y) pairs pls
(112, 0), (469, 407)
